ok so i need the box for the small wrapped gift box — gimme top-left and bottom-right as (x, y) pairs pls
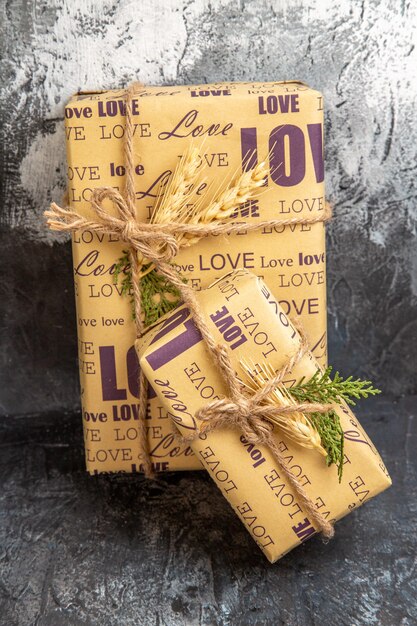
(64, 80), (327, 474)
(137, 270), (391, 562)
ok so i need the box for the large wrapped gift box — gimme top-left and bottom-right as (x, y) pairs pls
(65, 80), (327, 473)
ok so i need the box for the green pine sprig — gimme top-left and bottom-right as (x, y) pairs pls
(308, 410), (345, 481)
(113, 251), (183, 327)
(289, 366), (381, 406)
(140, 263), (183, 327)
(288, 367), (380, 481)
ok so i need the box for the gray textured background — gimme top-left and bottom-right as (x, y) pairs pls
(1, 1), (416, 625)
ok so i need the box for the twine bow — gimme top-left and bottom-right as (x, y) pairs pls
(45, 82), (334, 539)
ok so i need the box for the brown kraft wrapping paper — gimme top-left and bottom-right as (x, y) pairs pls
(65, 80), (327, 474)
(137, 270), (391, 562)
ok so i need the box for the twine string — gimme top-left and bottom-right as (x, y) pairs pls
(45, 82), (334, 539)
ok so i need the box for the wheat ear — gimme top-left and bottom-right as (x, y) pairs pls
(151, 144), (203, 225)
(239, 360), (327, 456)
(178, 159), (269, 248)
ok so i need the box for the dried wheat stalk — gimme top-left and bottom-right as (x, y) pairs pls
(151, 145), (203, 226)
(239, 360), (327, 456)
(150, 144), (269, 249)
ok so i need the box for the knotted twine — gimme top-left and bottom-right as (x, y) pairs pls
(45, 82), (334, 539)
